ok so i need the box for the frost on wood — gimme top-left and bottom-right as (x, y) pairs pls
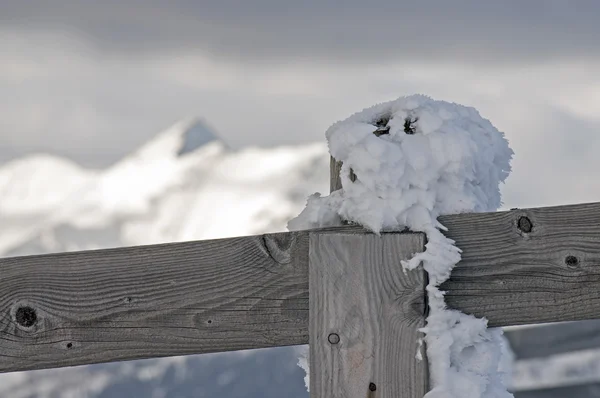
(288, 94), (514, 397)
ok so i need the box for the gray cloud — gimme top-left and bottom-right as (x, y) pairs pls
(2, 0), (600, 65)
(2, 0), (600, 212)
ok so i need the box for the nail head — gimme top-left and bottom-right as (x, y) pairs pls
(328, 333), (340, 344)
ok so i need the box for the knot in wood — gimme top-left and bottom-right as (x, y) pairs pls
(517, 216), (533, 233)
(565, 255), (580, 268)
(369, 383), (377, 392)
(15, 306), (37, 328)
(262, 234), (293, 265)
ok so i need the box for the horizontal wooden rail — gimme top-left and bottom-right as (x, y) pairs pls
(2, 202), (600, 372)
(441, 201), (600, 327)
(0, 232), (312, 372)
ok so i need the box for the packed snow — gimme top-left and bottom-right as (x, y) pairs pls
(289, 94), (514, 397)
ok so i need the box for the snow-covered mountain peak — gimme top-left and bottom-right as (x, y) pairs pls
(87, 119), (228, 218)
(177, 118), (225, 156)
(120, 118), (227, 167)
(0, 119), (329, 258)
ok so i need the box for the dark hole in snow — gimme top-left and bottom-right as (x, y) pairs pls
(373, 115), (390, 136)
(15, 306), (37, 327)
(375, 115), (390, 128)
(404, 117), (419, 134)
(349, 169), (357, 182)
(177, 120), (219, 156)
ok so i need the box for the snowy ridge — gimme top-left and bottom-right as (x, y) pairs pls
(0, 119), (328, 258)
(72, 118), (227, 222)
(289, 95), (514, 397)
(0, 154), (96, 216)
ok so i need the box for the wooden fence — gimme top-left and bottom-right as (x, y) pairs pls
(3, 159), (600, 397)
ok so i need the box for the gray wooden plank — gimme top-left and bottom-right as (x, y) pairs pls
(7, 201), (600, 373)
(506, 320), (600, 360)
(308, 232), (428, 398)
(514, 382), (600, 398)
(0, 231), (310, 373)
(440, 202), (600, 327)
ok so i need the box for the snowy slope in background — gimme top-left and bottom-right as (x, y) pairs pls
(0, 347), (308, 398)
(0, 155), (99, 256)
(0, 154), (96, 216)
(1, 119), (328, 257)
(0, 119), (327, 397)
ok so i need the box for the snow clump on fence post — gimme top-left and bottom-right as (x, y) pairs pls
(289, 94), (514, 398)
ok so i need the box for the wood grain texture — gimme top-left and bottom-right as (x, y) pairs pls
(329, 157), (355, 194)
(0, 231), (310, 373)
(506, 320), (600, 360)
(7, 201), (600, 373)
(441, 202), (600, 327)
(330, 156), (343, 193)
(514, 383), (600, 398)
(309, 232), (428, 398)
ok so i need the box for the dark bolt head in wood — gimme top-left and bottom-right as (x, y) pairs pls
(328, 333), (340, 344)
(517, 216), (533, 233)
(565, 255), (580, 268)
(15, 306), (37, 328)
(369, 383), (377, 391)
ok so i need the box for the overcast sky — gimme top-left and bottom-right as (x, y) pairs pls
(1, 1), (600, 208)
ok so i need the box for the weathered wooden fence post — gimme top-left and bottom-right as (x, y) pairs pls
(307, 158), (429, 398)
